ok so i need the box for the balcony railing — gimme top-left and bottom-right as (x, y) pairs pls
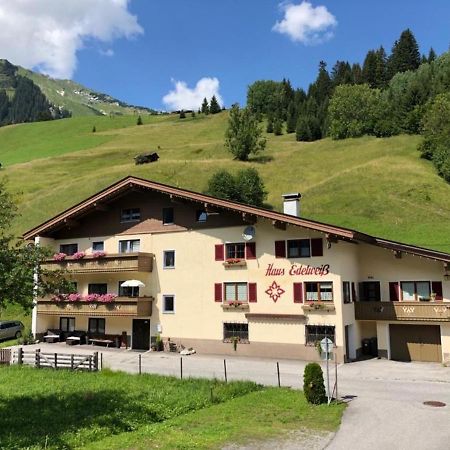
(42, 252), (153, 274)
(37, 296), (153, 317)
(355, 301), (450, 322)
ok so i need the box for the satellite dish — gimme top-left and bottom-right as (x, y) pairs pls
(242, 226), (255, 241)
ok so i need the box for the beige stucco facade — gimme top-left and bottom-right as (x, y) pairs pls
(30, 178), (450, 363)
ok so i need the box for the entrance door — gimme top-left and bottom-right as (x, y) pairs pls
(132, 319), (150, 350)
(390, 324), (441, 362)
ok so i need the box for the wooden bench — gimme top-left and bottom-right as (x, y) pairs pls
(88, 338), (114, 347)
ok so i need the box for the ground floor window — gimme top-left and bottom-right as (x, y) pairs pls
(223, 323), (248, 342)
(305, 282), (333, 301)
(401, 281), (430, 301)
(60, 317), (75, 332)
(89, 318), (105, 335)
(305, 325), (335, 345)
(224, 282), (248, 302)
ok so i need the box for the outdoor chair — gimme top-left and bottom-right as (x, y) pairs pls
(43, 329), (62, 343)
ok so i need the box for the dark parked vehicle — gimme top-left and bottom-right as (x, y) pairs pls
(0, 321), (24, 340)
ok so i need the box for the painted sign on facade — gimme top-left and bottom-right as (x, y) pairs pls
(265, 263), (330, 277)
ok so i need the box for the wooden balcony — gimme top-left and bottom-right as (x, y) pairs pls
(355, 301), (450, 322)
(42, 252), (153, 274)
(37, 297), (153, 317)
(302, 302), (335, 312)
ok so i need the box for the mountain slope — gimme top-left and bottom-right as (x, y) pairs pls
(0, 112), (449, 252)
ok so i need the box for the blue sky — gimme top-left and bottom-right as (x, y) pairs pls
(1, 1), (449, 110)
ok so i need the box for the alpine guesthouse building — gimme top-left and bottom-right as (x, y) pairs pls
(26, 176), (450, 363)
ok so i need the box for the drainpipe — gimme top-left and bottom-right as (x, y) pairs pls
(31, 236), (40, 337)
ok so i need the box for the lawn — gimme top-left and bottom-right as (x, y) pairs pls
(0, 366), (345, 450)
(0, 112), (449, 251)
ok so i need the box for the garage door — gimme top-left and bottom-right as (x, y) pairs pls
(389, 325), (441, 362)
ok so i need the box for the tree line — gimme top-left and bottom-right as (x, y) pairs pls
(245, 29), (450, 182)
(0, 60), (70, 127)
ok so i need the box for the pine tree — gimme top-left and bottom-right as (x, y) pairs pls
(352, 63), (363, 84)
(296, 115), (311, 142)
(273, 117), (283, 135)
(286, 101), (297, 134)
(428, 47), (437, 63)
(0, 90), (9, 124)
(362, 50), (378, 87)
(388, 29), (421, 79)
(331, 61), (353, 86)
(209, 95), (221, 114)
(92, 125), (96, 133)
(201, 97), (209, 115)
(136, 115), (143, 125)
(266, 114), (274, 133)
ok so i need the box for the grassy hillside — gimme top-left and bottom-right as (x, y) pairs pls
(0, 112), (449, 252)
(16, 64), (155, 117)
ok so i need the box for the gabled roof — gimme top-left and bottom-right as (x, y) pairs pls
(23, 176), (450, 263)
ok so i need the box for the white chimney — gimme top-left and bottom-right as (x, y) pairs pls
(282, 193), (301, 217)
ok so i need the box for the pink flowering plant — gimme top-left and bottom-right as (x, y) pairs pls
(92, 251), (107, 258)
(71, 251), (86, 260)
(84, 293), (100, 303)
(97, 293), (117, 303)
(53, 253), (67, 261)
(51, 294), (66, 302)
(67, 293), (82, 302)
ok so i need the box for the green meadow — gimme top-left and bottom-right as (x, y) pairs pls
(0, 112), (449, 252)
(0, 366), (345, 450)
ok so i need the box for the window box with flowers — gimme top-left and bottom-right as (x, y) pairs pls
(221, 301), (250, 310)
(302, 302), (335, 312)
(72, 251), (86, 260)
(53, 253), (67, 261)
(222, 258), (247, 268)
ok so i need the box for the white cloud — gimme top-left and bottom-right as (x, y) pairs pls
(0, 0), (143, 79)
(273, 1), (337, 45)
(162, 77), (223, 111)
(100, 49), (115, 57)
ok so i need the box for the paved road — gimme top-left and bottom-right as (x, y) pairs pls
(10, 344), (450, 449)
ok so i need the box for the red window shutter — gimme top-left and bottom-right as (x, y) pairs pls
(389, 282), (400, 301)
(275, 240), (286, 258)
(214, 283), (223, 302)
(215, 244), (224, 261)
(311, 238), (323, 257)
(293, 282), (303, 303)
(351, 282), (357, 302)
(245, 242), (256, 260)
(248, 283), (257, 302)
(431, 281), (443, 301)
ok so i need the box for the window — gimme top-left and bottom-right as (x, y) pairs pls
(119, 239), (140, 253)
(401, 281), (431, 301)
(359, 282), (381, 302)
(89, 318), (105, 335)
(224, 282), (248, 302)
(88, 283), (107, 295)
(118, 281), (139, 297)
(59, 243), (78, 256)
(162, 207), (174, 224)
(60, 317), (75, 333)
(163, 295), (175, 313)
(343, 282), (351, 304)
(305, 282), (333, 301)
(196, 210), (208, 223)
(287, 239), (311, 258)
(306, 325), (335, 345)
(223, 323), (248, 342)
(163, 250), (175, 268)
(92, 241), (104, 251)
(226, 243), (245, 259)
(121, 208), (141, 223)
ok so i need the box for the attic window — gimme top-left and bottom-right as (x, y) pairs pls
(121, 208), (141, 223)
(196, 210), (207, 223)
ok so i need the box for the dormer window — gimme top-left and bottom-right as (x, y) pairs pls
(121, 208), (141, 223)
(163, 207), (174, 225)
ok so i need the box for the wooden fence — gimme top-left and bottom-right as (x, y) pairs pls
(12, 348), (99, 371)
(0, 349), (11, 365)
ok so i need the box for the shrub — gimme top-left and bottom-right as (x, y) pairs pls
(303, 362), (327, 405)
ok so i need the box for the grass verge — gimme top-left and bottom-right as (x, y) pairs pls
(0, 366), (345, 450)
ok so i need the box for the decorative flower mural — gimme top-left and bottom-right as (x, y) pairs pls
(265, 281), (285, 303)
